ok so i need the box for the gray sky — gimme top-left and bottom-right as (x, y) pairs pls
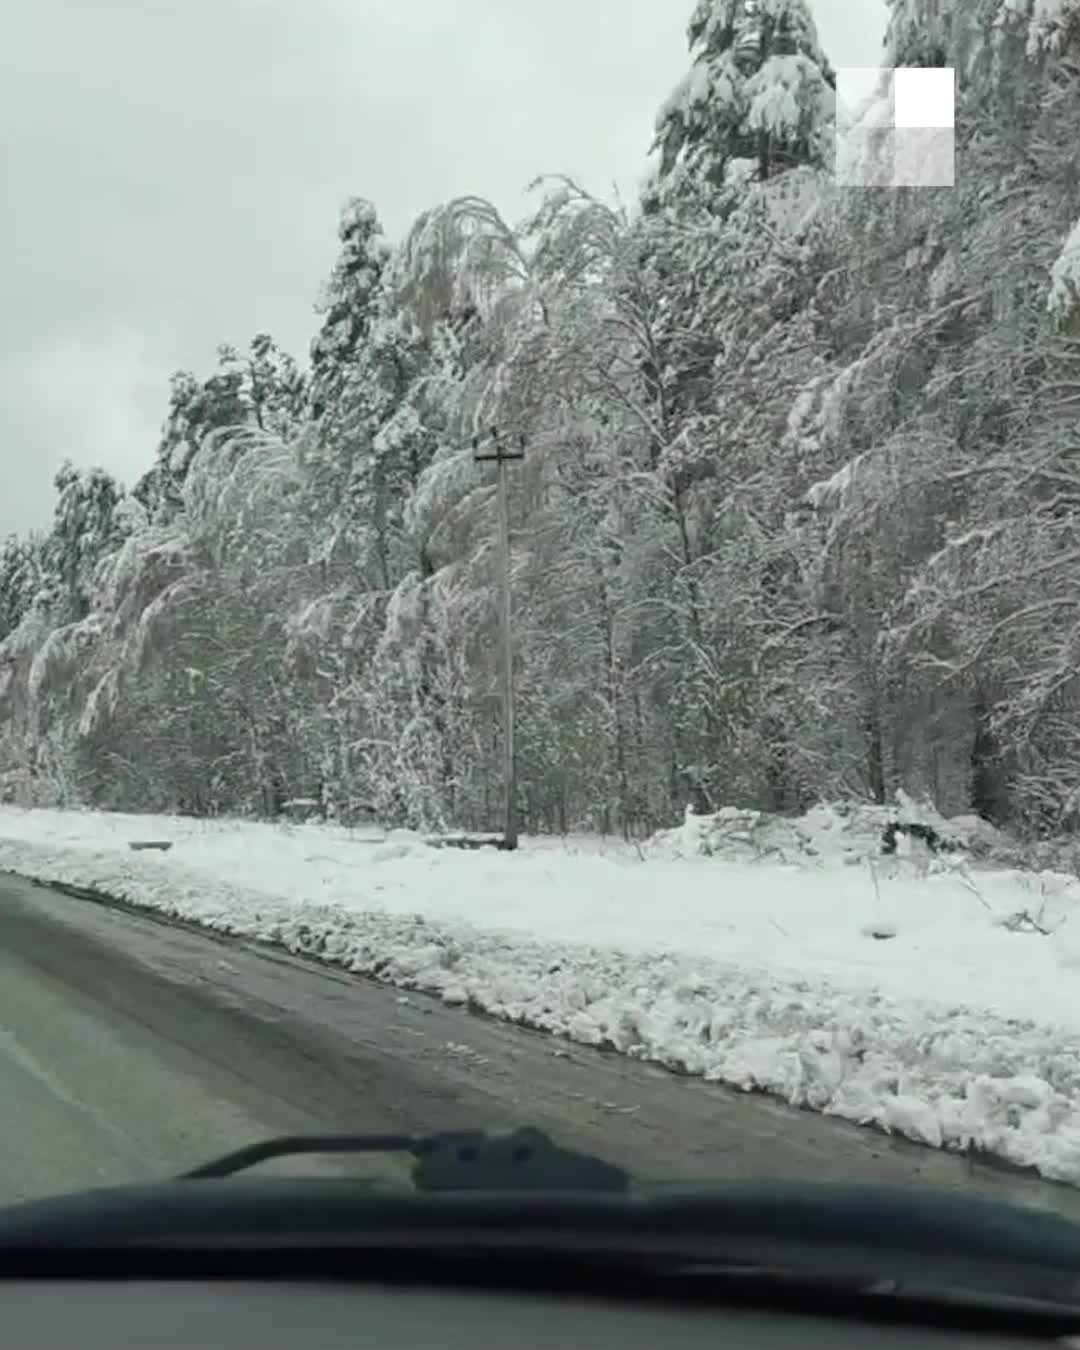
(0, 0), (886, 537)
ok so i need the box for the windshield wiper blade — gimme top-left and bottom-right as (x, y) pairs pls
(182, 1134), (413, 1180)
(181, 1127), (632, 1192)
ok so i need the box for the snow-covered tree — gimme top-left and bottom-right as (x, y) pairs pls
(648, 0), (836, 208)
(0, 534), (46, 642)
(308, 197), (391, 427)
(134, 335), (302, 523)
(41, 463), (130, 624)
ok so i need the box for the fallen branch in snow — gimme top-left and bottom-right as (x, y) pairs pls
(997, 875), (1053, 936)
(426, 834), (513, 852)
(953, 861), (1052, 935)
(955, 862), (993, 914)
(1000, 909), (1053, 936)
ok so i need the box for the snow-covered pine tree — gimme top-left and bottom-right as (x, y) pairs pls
(647, 0), (835, 210)
(42, 463), (129, 624)
(308, 198), (391, 429)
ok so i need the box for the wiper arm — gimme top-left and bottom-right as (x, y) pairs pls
(180, 1133), (1080, 1308)
(182, 1134), (413, 1180)
(181, 1127), (632, 1192)
(4, 1125), (1080, 1317)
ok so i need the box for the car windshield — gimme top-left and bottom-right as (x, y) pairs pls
(0, 0), (1079, 1243)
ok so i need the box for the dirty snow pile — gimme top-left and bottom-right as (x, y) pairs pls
(645, 793), (1003, 868)
(1, 803), (1080, 1185)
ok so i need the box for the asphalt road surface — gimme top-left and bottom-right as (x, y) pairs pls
(2, 871), (1079, 1217)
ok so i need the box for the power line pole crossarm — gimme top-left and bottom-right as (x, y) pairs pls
(472, 425), (525, 851)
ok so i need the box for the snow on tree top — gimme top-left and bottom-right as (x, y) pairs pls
(338, 197), (380, 241)
(886, 0), (1079, 65)
(745, 54), (834, 143)
(688, 0), (826, 55)
(652, 0), (834, 197)
(655, 55), (731, 134)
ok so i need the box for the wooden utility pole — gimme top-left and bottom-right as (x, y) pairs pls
(473, 425), (525, 850)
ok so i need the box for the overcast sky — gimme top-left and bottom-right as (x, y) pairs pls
(0, 0), (887, 537)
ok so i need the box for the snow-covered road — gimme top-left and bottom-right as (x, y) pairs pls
(1, 805), (1078, 1186)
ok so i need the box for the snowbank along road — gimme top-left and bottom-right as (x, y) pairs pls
(2, 872), (1080, 1218)
(5, 806), (1080, 1184)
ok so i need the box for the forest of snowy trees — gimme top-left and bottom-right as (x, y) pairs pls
(2, 0), (1080, 838)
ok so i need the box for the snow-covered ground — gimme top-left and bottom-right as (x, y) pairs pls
(1, 804), (1079, 1184)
